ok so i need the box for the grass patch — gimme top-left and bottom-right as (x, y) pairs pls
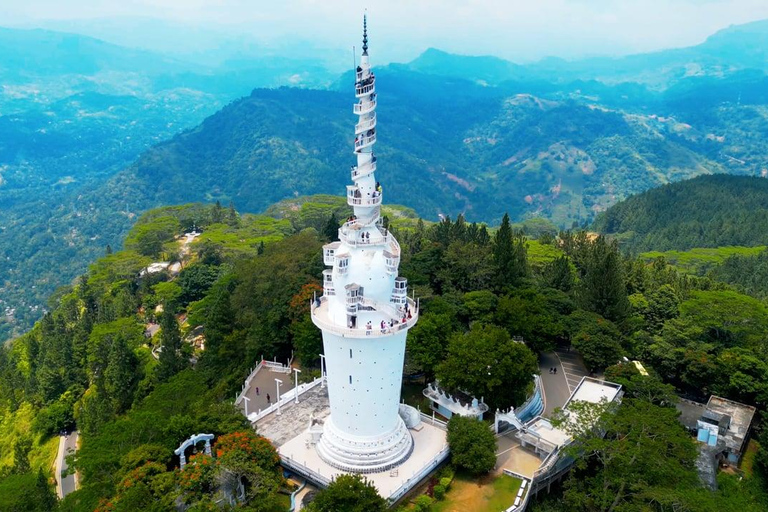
(429, 473), (522, 512)
(526, 240), (564, 269)
(742, 439), (760, 478)
(192, 215), (292, 258)
(640, 246), (767, 274)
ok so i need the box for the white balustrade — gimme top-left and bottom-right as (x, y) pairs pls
(355, 81), (375, 97)
(353, 98), (377, 115)
(351, 158), (377, 179)
(355, 113), (377, 133)
(354, 133), (376, 151)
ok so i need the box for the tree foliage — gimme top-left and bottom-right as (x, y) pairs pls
(306, 474), (387, 512)
(446, 415), (497, 475)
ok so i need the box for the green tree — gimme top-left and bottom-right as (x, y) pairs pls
(543, 255), (575, 292)
(34, 469), (58, 512)
(577, 236), (629, 323)
(211, 200), (224, 223)
(12, 437), (32, 474)
(446, 415), (497, 475)
(492, 214), (528, 290)
(104, 334), (140, 413)
(156, 310), (188, 383)
(322, 212), (340, 241)
(178, 264), (219, 305)
(306, 474), (387, 512)
(406, 313), (454, 380)
(569, 311), (624, 372)
(437, 323), (538, 410)
(556, 399), (700, 512)
(227, 201), (239, 226)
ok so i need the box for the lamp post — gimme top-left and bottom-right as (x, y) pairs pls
(275, 379), (283, 416)
(243, 396), (250, 417)
(293, 368), (302, 404)
(319, 354), (326, 388)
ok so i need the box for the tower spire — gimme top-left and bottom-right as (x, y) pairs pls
(362, 13), (368, 56)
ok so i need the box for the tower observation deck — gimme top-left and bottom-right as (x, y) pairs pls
(311, 15), (419, 473)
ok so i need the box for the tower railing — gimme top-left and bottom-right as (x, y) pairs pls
(353, 98), (377, 115)
(355, 113), (377, 134)
(354, 133), (376, 151)
(355, 81), (375, 97)
(347, 189), (382, 206)
(311, 296), (419, 338)
(338, 222), (393, 247)
(351, 158), (377, 180)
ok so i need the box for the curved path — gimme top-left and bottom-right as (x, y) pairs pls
(539, 352), (573, 417)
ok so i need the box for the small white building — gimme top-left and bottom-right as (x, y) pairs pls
(423, 382), (488, 420)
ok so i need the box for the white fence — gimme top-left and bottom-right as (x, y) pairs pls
(247, 376), (325, 423)
(387, 445), (450, 505)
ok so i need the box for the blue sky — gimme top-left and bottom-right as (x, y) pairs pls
(3, 0), (768, 62)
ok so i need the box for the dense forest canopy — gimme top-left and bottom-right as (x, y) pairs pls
(593, 174), (768, 252)
(2, 195), (768, 510)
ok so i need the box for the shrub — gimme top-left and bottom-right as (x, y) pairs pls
(414, 494), (434, 511)
(433, 484), (446, 500)
(439, 476), (452, 489)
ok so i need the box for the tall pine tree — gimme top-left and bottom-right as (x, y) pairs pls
(323, 212), (340, 241)
(493, 214), (528, 289)
(156, 309), (188, 383)
(579, 236), (630, 322)
(104, 334), (139, 413)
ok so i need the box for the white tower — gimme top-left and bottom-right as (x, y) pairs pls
(310, 16), (418, 473)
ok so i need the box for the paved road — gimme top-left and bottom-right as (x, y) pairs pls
(60, 432), (79, 497)
(554, 350), (589, 394)
(539, 352), (570, 417)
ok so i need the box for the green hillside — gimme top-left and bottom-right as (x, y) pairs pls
(4, 21), (768, 340)
(593, 175), (768, 252)
(3, 199), (768, 510)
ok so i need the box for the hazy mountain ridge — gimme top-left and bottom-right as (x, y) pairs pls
(408, 20), (768, 87)
(3, 20), (768, 340)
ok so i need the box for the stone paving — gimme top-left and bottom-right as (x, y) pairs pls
(254, 384), (330, 447)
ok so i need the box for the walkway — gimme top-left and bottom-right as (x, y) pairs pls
(539, 353), (570, 417)
(554, 349), (589, 394)
(239, 364), (296, 417)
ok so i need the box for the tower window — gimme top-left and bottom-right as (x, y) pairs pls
(349, 375), (352, 384)
(350, 349), (352, 359)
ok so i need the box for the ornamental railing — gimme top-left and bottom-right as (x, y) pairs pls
(311, 296), (419, 338)
(353, 98), (377, 114)
(351, 158), (377, 179)
(355, 113), (377, 133)
(338, 223), (393, 247)
(347, 192), (382, 206)
(354, 133), (376, 151)
(355, 81), (375, 97)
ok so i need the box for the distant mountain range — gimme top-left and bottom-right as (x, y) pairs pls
(406, 19), (768, 87)
(2, 19), (768, 340)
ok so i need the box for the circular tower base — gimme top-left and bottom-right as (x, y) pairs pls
(315, 415), (414, 474)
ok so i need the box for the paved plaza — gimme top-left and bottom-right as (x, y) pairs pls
(238, 363), (296, 417)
